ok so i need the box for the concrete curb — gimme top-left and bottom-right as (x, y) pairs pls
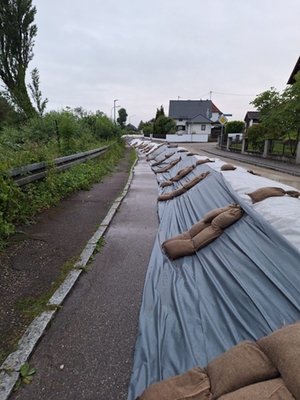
(0, 155), (138, 400)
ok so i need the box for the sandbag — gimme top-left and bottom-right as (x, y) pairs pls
(157, 187), (187, 201)
(211, 206), (244, 231)
(183, 172), (210, 190)
(162, 238), (195, 261)
(189, 221), (211, 238)
(160, 180), (173, 187)
(192, 226), (222, 251)
(162, 231), (192, 245)
(221, 163), (236, 170)
(196, 158), (214, 165)
(202, 204), (237, 223)
(206, 341), (279, 399)
(136, 367), (211, 400)
(171, 165), (195, 182)
(217, 378), (294, 400)
(257, 321), (300, 400)
(246, 187), (286, 203)
(155, 157), (181, 173)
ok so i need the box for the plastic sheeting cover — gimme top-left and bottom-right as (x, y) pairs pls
(127, 143), (300, 400)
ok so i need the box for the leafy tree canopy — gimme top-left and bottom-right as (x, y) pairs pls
(250, 71), (300, 142)
(225, 120), (245, 134)
(0, 0), (40, 118)
(117, 108), (128, 128)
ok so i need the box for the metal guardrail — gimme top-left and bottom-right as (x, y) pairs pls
(8, 145), (110, 186)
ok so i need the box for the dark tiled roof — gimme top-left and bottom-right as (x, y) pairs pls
(169, 100), (212, 120)
(287, 56), (300, 85)
(244, 111), (260, 121)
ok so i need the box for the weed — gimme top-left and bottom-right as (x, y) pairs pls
(14, 362), (37, 391)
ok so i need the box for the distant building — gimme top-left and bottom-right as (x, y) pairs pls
(168, 100), (223, 138)
(287, 56), (300, 85)
(244, 111), (260, 131)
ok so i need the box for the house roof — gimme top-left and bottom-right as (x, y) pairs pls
(169, 100), (213, 120)
(244, 111), (260, 121)
(287, 56), (300, 84)
(188, 113), (212, 124)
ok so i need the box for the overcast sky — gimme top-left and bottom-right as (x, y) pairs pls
(30, 0), (300, 127)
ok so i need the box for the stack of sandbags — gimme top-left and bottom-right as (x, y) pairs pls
(162, 203), (244, 260)
(136, 321), (300, 399)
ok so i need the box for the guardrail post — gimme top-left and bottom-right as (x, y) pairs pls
(296, 141), (300, 165)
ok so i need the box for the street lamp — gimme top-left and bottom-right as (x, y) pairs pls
(114, 99), (118, 123)
(129, 115), (135, 125)
(111, 105), (120, 120)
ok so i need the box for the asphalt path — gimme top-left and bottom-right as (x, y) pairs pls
(7, 140), (300, 400)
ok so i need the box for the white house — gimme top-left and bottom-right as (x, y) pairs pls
(168, 100), (223, 139)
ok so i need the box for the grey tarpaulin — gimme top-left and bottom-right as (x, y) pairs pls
(127, 145), (300, 400)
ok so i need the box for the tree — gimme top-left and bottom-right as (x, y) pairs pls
(28, 68), (48, 116)
(155, 105), (165, 121)
(154, 115), (176, 136)
(225, 120), (245, 134)
(250, 72), (300, 154)
(117, 108), (128, 128)
(0, 0), (38, 118)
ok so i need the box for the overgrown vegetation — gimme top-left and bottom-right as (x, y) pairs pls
(249, 70), (300, 155)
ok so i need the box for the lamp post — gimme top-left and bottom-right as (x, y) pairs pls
(114, 99), (118, 123)
(111, 105), (120, 120)
(129, 115), (135, 125)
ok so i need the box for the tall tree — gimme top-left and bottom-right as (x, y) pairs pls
(117, 108), (128, 128)
(0, 0), (38, 118)
(28, 67), (48, 116)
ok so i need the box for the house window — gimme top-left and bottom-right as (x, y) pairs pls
(201, 125), (206, 131)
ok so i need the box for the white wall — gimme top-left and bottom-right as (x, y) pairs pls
(166, 133), (208, 142)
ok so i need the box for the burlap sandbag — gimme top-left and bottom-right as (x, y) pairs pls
(155, 158), (181, 173)
(206, 341), (279, 400)
(137, 367), (211, 400)
(217, 378), (294, 400)
(162, 231), (192, 245)
(157, 187), (187, 201)
(171, 165), (195, 182)
(183, 175), (202, 190)
(211, 206), (244, 231)
(162, 238), (195, 260)
(257, 321), (300, 400)
(147, 151), (162, 161)
(178, 149), (189, 152)
(168, 144), (178, 148)
(187, 152), (199, 156)
(157, 193), (174, 201)
(192, 226), (222, 251)
(221, 163), (236, 170)
(285, 190), (300, 198)
(196, 158), (214, 165)
(189, 221), (211, 238)
(183, 171), (210, 190)
(246, 187), (286, 203)
(160, 180), (173, 187)
(152, 152), (175, 166)
(202, 204), (237, 223)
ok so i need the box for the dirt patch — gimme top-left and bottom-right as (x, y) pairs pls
(0, 145), (133, 362)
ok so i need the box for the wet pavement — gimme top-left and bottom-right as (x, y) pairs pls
(4, 140), (300, 399)
(9, 154), (159, 400)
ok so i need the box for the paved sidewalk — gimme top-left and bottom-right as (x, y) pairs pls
(199, 143), (300, 176)
(7, 154), (159, 399)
